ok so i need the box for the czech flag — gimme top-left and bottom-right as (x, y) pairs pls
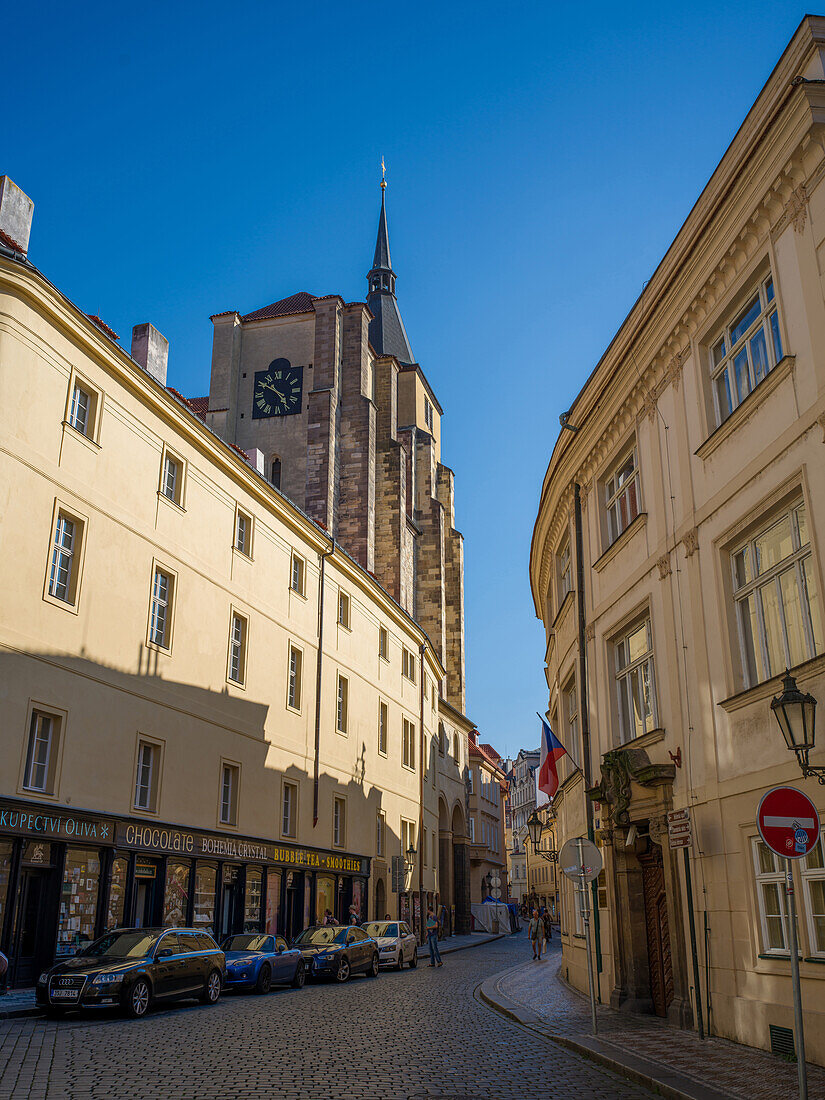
(538, 720), (567, 801)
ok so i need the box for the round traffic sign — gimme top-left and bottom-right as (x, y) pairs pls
(757, 785), (821, 859)
(559, 837), (603, 883)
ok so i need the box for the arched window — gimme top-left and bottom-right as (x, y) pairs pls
(270, 456), (281, 490)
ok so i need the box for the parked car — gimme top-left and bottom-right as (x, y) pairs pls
(221, 933), (305, 993)
(363, 921), (418, 970)
(35, 927), (224, 1019)
(293, 924), (379, 982)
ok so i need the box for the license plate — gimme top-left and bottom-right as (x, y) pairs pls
(51, 990), (79, 1000)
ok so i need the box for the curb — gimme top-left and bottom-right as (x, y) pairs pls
(477, 968), (734, 1100)
(0, 1003), (41, 1021)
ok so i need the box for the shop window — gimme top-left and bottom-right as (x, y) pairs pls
(57, 849), (101, 956)
(801, 829), (825, 957)
(159, 447), (185, 508)
(220, 763), (240, 826)
(134, 740), (160, 812)
(337, 675), (348, 735)
(282, 781), (297, 838)
(379, 625), (389, 661)
(709, 274), (783, 424)
(0, 842), (13, 941)
(614, 617), (658, 743)
(752, 838), (789, 953)
(378, 700), (388, 755)
(194, 864), (217, 935)
(47, 509), (84, 607)
(148, 565), (175, 650)
(333, 797), (346, 848)
(287, 644), (303, 711)
(228, 611), (248, 686)
(338, 590), (351, 629)
(316, 875), (335, 924)
(235, 509), (252, 557)
(245, 868), (263, 932)
(402, 716), (415, 770)
(23, 710), (61, 794)
(290, 553), (305, 596)
(107, 857), (128, 930)
(163, 861), (190, 926)
(265, 869), (281, 934)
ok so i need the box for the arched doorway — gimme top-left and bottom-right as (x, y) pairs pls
(438, 799), (453, 935)
(375, 876), (386, 922)
(451, 802), (471, 935)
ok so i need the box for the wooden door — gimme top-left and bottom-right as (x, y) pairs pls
(640, 845), (673, 1017)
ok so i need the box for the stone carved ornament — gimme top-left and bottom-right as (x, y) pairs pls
(588, 747), (676, 826)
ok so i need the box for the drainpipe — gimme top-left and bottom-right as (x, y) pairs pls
(419, 642), (427, 944)
(313, 537), (334, 827)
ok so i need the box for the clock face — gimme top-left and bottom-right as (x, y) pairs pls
(252, 360), (303, 419)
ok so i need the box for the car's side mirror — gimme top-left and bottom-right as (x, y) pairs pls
(156, 947), (174, 959)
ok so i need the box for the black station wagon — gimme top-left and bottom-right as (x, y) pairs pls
(36, 927), (225, 1018)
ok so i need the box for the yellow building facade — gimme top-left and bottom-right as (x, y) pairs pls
(531, 16), (825, 1063)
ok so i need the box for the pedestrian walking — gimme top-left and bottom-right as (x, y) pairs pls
(528, 909), (544, 960)
(542, 910), (553, 942)
(348, 904), (359, 925)
(438, 901), (449, 941)
(322, 909), (337, 926)
(426, 907), (443, 967)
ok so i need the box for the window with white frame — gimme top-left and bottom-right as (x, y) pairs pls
(290, 554), (305, 596)
(614, 618), (657, 743)
(557, 537), (572, 602)
(338, 590), (351, 629)
(801, 830), (825, 957)
(282, 781), (297, 838)
(378, 700), (388, 755)
(134, 740), (158, 812)
(565, 679), (578, 748)
(287, 644), (303, 710)
(402, 646), (417, 682)
(422, 826), (428, 867)
(402, 717), (416, 769)
(149, 567), (174, 648)
(605, 447), (641, 544)
(733, 502), (823, 686)
(468, 767), (474, 794)
(220, 763), (239, 826)
(376, 811), (385, 857)
(48, 511), (81, 604)
(468, 816), (475, 843)
(424, 397), (434, 431)
(69, 382), (95, 437)
(161, 452), (183, 506)
(752, 838), (789, 953)
(228, 612), (247, 685)
(379, 625), (389, 660)
(401, 818), (416, 863)
(336, 675), (348, 734)
(235, 510), (252, 556)
(710, 274), (783, 424)
(23, 711), (60, 793)
(333, 796), (346, 847)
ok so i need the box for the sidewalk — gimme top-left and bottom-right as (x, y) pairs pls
(480, 941), (825, 1100)
(416, 930), (504, 960)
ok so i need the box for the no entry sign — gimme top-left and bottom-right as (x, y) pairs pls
(757, 786), (821, 859)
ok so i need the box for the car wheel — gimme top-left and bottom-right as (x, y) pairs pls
(200, 969), (222, 1005)
(409, 948), (418, 969)
(395, 949), (404, 971)
(368, 952), (380, 978)
(291, 961), (306, 989)
(255, 964), (271, 995)
(335, 956), (350, 983)
(124, 977), (151, 1019)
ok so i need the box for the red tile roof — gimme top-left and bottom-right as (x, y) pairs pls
(86, 314), (119, 342)
(187, 395), (209, 421)
(470, 740), (506, 774)
(0, 227), (26, 253)
(241, 291), (316, 323)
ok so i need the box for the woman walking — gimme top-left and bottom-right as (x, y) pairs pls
(528, 908), (544, 960)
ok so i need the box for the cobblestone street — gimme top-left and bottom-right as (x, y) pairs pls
(0, 936), (654, 1100)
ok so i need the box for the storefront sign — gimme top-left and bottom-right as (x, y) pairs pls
(0, 803), (114, 844)
(135, 861), (157, 879)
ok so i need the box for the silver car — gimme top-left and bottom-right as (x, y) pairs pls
(363, 921), (418, 970)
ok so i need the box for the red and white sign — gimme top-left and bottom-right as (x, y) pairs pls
(757, 786), (821, 859)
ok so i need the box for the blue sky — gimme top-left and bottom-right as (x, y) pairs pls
(4, 1), (810, 758)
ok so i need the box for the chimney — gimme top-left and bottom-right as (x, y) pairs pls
(131, 323), (169, 387)
(245, 448), (265, 476)
(0, 177), (34, 253)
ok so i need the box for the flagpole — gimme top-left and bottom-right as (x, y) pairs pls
(536, 713), (582, 776)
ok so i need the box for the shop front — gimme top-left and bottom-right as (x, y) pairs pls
(0, 799), (369, 987)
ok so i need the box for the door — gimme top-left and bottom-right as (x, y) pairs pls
(347, 928), (370, 973)
(177, 931), (208, 994)
(152, 932), (184, 997)
(274, 935), (293, 981)
(640, 845), (674, 1018)
(13, 870), (50, 986)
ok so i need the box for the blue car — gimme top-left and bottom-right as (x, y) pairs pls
(221, 934), (305, 994)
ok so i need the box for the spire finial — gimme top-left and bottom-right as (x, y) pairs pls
(380, 156), (387, 191)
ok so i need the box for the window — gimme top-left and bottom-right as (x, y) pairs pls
(23, 711), (59, 793)
(134, 740), (159, 812)
(402, 646), (417, 682)
(160, 450), (185, 507)
(438, 721), (446, 756)
(290, 554), (305, 596)
(69, 383), (91, 435)
(402, 717), (416, 769)
(557, 538), (572, 601)
(605, 447), (641, 543)
(454, 732), (460, 763)
(469, 817), (475, 843)
(337, 675), (348, 734)
(424, 397), (434, 431)
(235, 510), (252, 556)
(338, 591), (351, 629)
(752, 838), (789, 953)
(401, 819), (416, 862)
(468, 767), (474, 794)
(149, 567), (174, 649)
(802, 830), (825, 957)
(421, 826), (427, 867)
(615, 618), (657, 742)
(376, 811), (385, 857)
(565, 680), (578, 747)
(282, 782), (297, 838)
(710, 275), (783, 424)
(48, 511), (80, 604)
(228, 612), (247, 685)
(379, 626), (389, 660)
(378, 700), (388, 755)
(220, 763), (239, 826)
(432, 831), (437, 868)
(287, 645), (303, 710)
(270, 456), (282, 490)
(333, 797), (346, 847)
(733, 502), (823, 686)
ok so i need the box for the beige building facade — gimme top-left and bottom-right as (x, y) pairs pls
(0, 179), (473, 987)
(467, 736), (507, 905)
(531, 16), (825, 1063)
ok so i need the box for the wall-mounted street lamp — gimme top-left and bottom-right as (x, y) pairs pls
(771, 671), (823, 784)
(527, 810), (558, 862)
(404, 843), (417, 871)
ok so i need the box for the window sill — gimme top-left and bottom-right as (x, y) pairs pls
(62, 421), (101, 452)
(804, 956), (825, 964)
(146, 639), (172, 656)
(20, 786), (58, 801)
(285, 704), (302, 716)
(695, 354), (795, 461)
(718, 653), (825, 714)
(226, 677), (246, 692)
(551, 589), (575, 631)
(612, 727), (666, 752)
(157, 491), (186, 514)
(42, 591), (80, 616)
(289, 587), (307, 601)
(757, 952), (802, 961)
(232, 547), (254, 563)
(337, 623), (352, 633)
(131, 805), (160, 818)
(592, 513), (647, 573)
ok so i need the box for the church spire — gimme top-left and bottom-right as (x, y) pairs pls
(366, 161), (414, 366)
